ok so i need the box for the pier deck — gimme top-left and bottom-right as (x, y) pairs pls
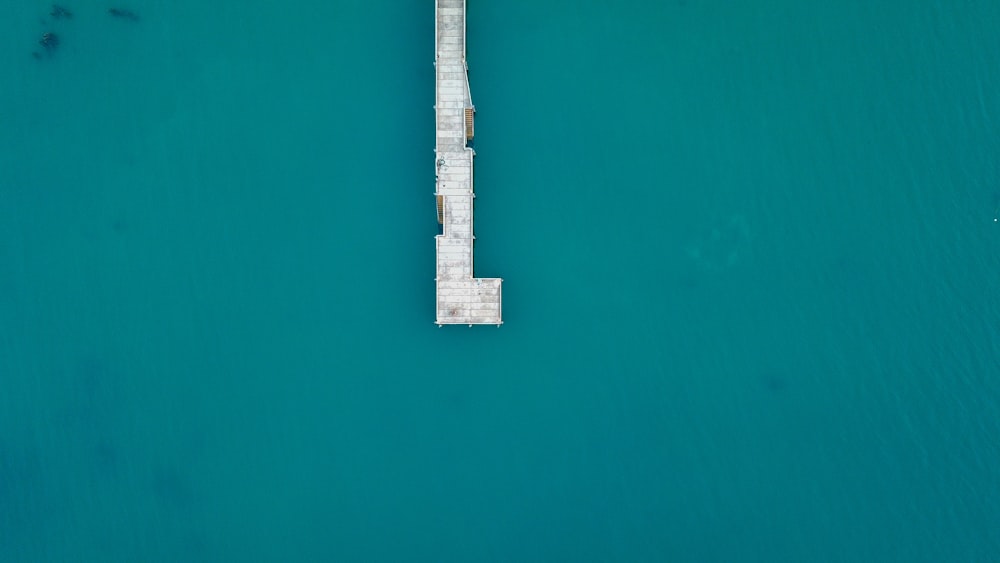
(434, 0), (502, 326)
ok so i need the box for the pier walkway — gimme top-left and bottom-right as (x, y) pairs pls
(434, 0), (502, 326)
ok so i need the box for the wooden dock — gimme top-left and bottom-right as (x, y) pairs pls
(434, 0), (502, 326)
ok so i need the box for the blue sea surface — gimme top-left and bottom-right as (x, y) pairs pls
(2, 1), (999, 561)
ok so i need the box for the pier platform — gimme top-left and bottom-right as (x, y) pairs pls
(434, 0), (502, 326)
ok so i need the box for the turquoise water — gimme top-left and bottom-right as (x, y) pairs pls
(2, 0), (999, 560)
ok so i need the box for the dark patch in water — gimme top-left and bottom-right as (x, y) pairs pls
(94, 440), (118, 474)
(108, 8), (140, 22)
(51, 5), (73, 19)
(152, 464), (195, 509)
(759, 372), (789, 393)
(74, 356), (113, 407)
(0, 440), (44, 545)
(40, 32), (59, 48)
(60, 356), (127, 483)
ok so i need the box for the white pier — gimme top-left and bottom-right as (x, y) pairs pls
(434, 0), (502, 326)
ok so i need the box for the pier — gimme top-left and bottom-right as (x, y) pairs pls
(434, 0), (502, 326)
